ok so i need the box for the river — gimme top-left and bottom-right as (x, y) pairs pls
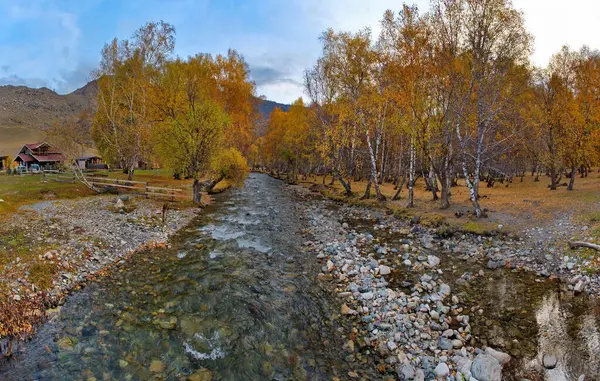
(0, 173), (598, 380)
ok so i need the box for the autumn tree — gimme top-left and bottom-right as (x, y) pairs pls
(215, 50), (261, 155)
(43, 109), (98, 189)
(92, 21), (176, 180)
(261, 99), (315, 183)
(151, 55), (252, 202)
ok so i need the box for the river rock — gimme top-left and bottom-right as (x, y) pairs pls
(471, 354), (501, 381)
(387, 340), (397, 351)
(421, 235), (434, 249)
(439, 283), (451, 296)
(341, 304), (357, 315)
(326, 260), (334, 272)
(379, 265), (391, 275)
(438, 337), (453, 350)
(361, 292), (374, 300)
(452, 339), (464, 349)
(542, 354), (557, 369)
(435, 362), (450, 377)
(427, 255), (440, 267)
(485, 347), (511, 365)
(574, 280), (585, 293)
(487, 259), (506, 270)
(414, 369), (425, 381)
(115, 198), (125, 209)
(397, 363), (415, 380)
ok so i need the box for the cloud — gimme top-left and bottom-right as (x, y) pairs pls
(0, 1), (84, 93)
(249, 65), (302, 87)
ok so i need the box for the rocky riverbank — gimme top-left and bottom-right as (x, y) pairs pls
(294, 184), (598, 380)
(0, 195), (198, 353)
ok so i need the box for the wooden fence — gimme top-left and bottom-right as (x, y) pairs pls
(45, 171), (192, 201)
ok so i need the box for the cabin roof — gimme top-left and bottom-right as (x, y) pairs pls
(35, 154), (65, 162)
(17, 153), (35, 163)
(25, 142), (48, 150)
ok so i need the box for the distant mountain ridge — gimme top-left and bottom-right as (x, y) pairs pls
(257, 98), (291, 116)
(0, 82), (96, 156)
(0, 80), (288, 157)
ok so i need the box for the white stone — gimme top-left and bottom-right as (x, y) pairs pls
(435, 363), (450, 377)
(379, 265), (391, 275)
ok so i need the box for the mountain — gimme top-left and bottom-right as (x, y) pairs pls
(0, 82), (97, 157)
(0, 79), (288, 157)
(257, 98), (290, 117)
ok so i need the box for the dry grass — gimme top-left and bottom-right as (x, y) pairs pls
(299, 171), (600, 235)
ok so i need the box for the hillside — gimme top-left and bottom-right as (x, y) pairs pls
(0, 80), (288, 158)
(0, 82), (97, 157)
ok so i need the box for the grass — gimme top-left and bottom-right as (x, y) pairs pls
(299, 171), (600, 236)
(0, 174), (94, 220)
(29, 261), (59, 290)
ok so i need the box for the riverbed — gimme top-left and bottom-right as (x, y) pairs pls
(0, 173), (598, 380)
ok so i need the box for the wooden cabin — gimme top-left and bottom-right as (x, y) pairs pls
(77, 156), (107, 170)
(15, 143), (65, 169)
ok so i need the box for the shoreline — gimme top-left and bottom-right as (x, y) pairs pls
(292, 182), (598, 380)
(0, 195), (201, 357)
(290, 179), (599, 298)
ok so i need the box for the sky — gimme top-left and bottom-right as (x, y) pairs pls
(0, 0), (599, 104)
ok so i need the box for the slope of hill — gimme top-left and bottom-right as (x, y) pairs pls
(0, 82), (96, 156)
(0, 79), (288, 158)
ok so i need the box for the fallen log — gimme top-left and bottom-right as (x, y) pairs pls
(569, 241), (600, 251)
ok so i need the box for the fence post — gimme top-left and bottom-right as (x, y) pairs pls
(145, 182), (149, 199)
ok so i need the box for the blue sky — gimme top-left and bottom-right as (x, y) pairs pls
(0, 0), (599, 103)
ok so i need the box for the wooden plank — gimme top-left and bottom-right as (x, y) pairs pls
(145, 191), (191, 199)
(104, 178), (147, 185)
(87, 181), (145, 190)
(84, 176), (147, 185)
(146, 186), (183, 192)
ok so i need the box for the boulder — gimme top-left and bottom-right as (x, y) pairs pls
(471, 354), (501, 381)
(484, 347), (511, 365)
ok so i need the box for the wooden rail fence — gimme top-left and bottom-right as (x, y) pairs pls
(45, 171), (192, 201)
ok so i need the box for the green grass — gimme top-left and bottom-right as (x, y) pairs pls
(0, 174), (94, 219)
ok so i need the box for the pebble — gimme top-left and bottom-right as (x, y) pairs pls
(435, 362), (450, 377)
(379, 265), (391, 275)
(397, 364), (415, 379)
